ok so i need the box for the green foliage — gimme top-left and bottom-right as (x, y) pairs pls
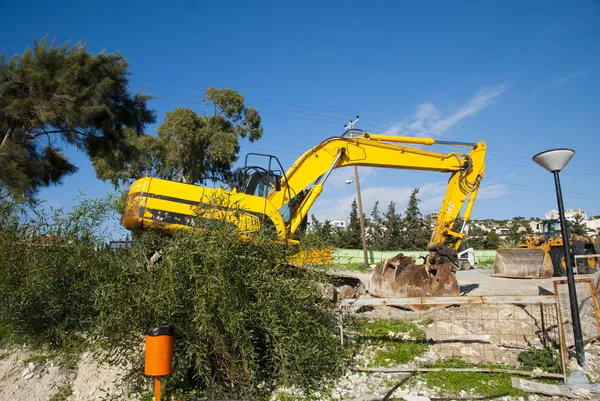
(0, 196), (118, 347)
(465, 225), (507, 250)
(416, 355), (562, 397)
(367, 200), (384, 249)
(570, 213), (590, 236)
(94, 87), (263, 186)
(0, 196), (344, 400)
(485, 230), (501, 249)
(401, 189), (431, 250)
(353, 319), (428, 366)
(23, 353), (52, 365)
(0, 37), (155, 199)
(381, 201), (402, 251)
(418, 369), (526, 397)
(328, 262), (372, 273)
(309, 215), (336, 246)
(336, 199), (362, 249)
(48, 386), (73, 401)
(518, 348), (562, 373)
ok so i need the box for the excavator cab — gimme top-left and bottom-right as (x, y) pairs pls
(235, 153), (285, 197)
(236, 167), (282, 198)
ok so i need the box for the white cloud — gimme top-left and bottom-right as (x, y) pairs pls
(327, 166), (377, 189)
(384, 84), (507, 137)
(478, 183), (509, 199)
(558, 69), (590, 85)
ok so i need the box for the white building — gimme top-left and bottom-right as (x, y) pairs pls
(330, 220), (347, 229)
(546, 209), (587, 221)
(529, 220), (543, 234)
(586, 219), (600, 234)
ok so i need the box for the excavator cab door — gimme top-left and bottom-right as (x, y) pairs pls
(236, 153), (285, 198)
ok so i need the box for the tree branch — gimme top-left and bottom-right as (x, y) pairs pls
(1, 128), (12, 146)
(30, 128), (89, 139)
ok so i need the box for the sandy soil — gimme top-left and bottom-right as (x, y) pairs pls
(0, 348), (143, 401)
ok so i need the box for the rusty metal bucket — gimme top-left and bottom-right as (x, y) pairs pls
(370, 253), (459, 311)
(492, 248), (553, 278)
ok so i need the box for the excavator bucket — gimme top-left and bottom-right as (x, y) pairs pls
(370, 253), (459, 311)
(492, 248), (553, 278)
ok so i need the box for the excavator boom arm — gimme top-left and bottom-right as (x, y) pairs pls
(274, 133), (486, 248)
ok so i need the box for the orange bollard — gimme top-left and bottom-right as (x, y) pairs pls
(144, 325), (174, 401)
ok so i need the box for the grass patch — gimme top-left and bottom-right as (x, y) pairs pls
(48, 386), (72, 401)
(24, 353), (53, 365)
(354, 319), (429, 366)
(477, 257), (495, 267)
(419, 369), (526, 397)
(328, 262), (372, 273)
(415, 357), (562, 398)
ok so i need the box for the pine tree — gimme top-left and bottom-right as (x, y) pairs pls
(339, 199), (362, 249)
(310, 215), (335, 246)
(1, 38), (155, 200)
(401, 189), (431, 250)
(368, 201), (384, 250)
(382, 201), (402, 251)
(570, 213), (590, 236)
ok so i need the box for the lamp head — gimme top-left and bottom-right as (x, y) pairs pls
(532, 148), (575, 172)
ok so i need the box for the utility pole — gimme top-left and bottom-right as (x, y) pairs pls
(345, 117), (369, 268)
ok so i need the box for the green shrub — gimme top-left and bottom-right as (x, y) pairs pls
(0, 196), (345, 400)
(518, 348), (562, 373)
(0, 196), (116, 347)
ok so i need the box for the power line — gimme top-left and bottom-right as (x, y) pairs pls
(130, 78), (351, 116)
(133, 77), (600, 179)
(148, 94), (343, 126)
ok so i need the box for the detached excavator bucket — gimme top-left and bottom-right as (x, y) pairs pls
(492, 248), (553, 278)
(370, 253), (459, 311)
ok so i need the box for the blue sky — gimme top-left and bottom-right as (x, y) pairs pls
(1, 0), (599, 237)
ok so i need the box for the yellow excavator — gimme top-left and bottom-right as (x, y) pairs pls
(122, 129), (486, 299)
(493, 219), (598, 278)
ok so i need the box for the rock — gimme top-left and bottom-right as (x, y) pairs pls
(68, 371), (77, 380)
(338, 285), (357, 299)
(572, 388), (592, 399)
(21, 362), (36, 379)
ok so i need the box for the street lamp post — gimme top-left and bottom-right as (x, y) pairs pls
(533, 148), (586, 368)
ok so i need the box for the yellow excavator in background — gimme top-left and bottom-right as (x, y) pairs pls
(122, 128), (486, 299)
(493, 219), (598, 278)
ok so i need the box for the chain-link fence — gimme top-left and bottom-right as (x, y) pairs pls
(341, 295), (565, 379)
